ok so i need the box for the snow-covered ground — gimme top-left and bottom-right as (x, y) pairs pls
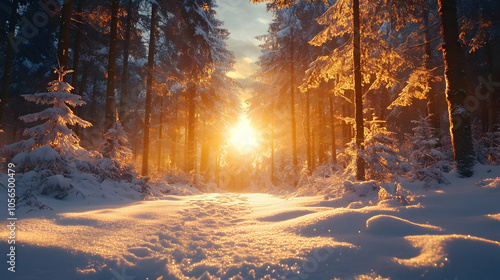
(1, 165), (500, 280)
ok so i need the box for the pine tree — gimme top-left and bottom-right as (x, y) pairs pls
(406, 118), (449, 188)
(104, 0), (119, 130)
(4, 66), (91, 172)
(142, 2), (157, 176)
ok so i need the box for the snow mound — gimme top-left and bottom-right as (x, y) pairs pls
(365, 214), (443, 236)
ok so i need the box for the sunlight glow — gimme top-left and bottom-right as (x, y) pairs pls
(230, 117), (258, 150)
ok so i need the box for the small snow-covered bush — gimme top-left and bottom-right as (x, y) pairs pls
(338, 121), (411, 182)
(405, 118), (449, 188)
(97, 115), (138, 181)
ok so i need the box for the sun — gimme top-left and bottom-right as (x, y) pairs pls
(230, 117), (258, 150)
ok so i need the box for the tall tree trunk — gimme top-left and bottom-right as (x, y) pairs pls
(437, 0), (475, 177)
(306, 90), (312, 173)
(329, 94), (337, 163)
(317, 94), (326, 165)
(169, 99), (178, 168)
(200, 125), (209, 174)
(186, 83), (196, 172)
(141, 4), (157, 176)
(485, 43), (497, 131)
(72, 0), (83, 93)
(120, 0), (133, 124)
(423, 5), (441, 142)
(290, 27), (298, 168)
(342, 98), (352, 146)
(75, 61), (88, 137)
(271, 105), (275, 183)
(311, 129), (316, 171)
(0, 0), (19, 130)
(353, 0), (365, 180)
(57, 0), (73, 72)
(105, 0), (119, 130)
(184, 117), (188, 172)
(157, 92), (165, 172)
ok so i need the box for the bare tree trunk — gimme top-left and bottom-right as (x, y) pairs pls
(57, 0), (73, 72)
(186, 83), (196, 172)
(71, 0), (83, 94)
(329, 94), (337, 163)
(306, 90), (312, 173)
(157, 92), (165, 172)
(342, 98), (352, 146)
(75, 61), (88, 137)
(105, 0), (119, 130)
(200, 124), (210, 174)
(423, 5), (441, 142)
(290, 27), (298, 168)
(0, 0), (19, 130)
(120, 0), (133, 124)
(485, 43), (497, 131)
(271, 106), (275, 183)
(311, 129), (316, 171)
(437, 0), (475, 177)
(141, 3), (157, 176)
(353, 0), (365, 180)
(317, 94), (326, 165)
(169, 99), (178, 169)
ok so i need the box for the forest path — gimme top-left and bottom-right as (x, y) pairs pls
(0, 193), (348, 279)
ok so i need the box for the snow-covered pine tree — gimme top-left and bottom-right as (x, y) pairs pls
(1, 66), (93, 201)
(4, 66), (92, 172)
(98, 112), (135, 179)
(362, 121), (411, 181)
(406, 118), (449, 188)
(339, 120), (410, 182)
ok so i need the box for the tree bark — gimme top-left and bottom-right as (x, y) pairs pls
(186, 83), (197, 172)
(306, 90), (312, 173)
(57, 0), (73, 72)
(485, 43), (497, 131)
(423, 5), (441, 142)
(290, 27), (298, 168)
(105, 0), (119, 130)
(0, 0), (19, 130)
(317, 93), (326, 165)
(141, 3), (157, 176)
(72, 0), (83, 94)
(120, 0), (133, 124)
(200, 125), (209, 174)
(157, 92), (165, 172)
(353, 0), (365, 180)
(329, 94), (337, 163)
(75, 61), (88, 137)
(437, 0), (475, 177)
(169, 99), (178, 168)
(271, 107), (275, 183)
(311, 129), (316, 171)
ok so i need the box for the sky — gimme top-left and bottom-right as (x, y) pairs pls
(214, 0), (272, 88)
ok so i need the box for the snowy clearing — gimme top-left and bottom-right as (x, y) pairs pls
(1, 165), (500, 280)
